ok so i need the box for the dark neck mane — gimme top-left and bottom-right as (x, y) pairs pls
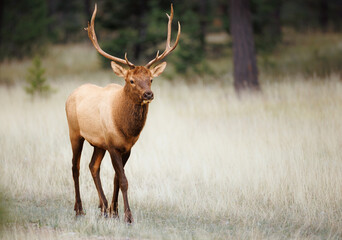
(117, 90), (149, 138)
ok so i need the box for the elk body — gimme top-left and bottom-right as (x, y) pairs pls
(65, 4), (180, 223)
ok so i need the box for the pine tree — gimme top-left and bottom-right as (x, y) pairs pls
(25, 56), (53, 98)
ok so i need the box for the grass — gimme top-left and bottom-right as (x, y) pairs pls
(1, 69), (342, 239)
(1, 35), (342, 238)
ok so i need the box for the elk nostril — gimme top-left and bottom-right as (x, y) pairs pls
(143, 91), (154, 100)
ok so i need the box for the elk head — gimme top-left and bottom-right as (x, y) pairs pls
(85, 4), (181, 105)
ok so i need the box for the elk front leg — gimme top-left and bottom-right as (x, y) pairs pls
(109, 150), (130, 218)
(89, 147), (107, 216)
(109, 174), (120, 218)
(109, 149), (133, 223)
(71, 136), (85, 216)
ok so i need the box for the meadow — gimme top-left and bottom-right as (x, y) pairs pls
(1, 40), (342, 239)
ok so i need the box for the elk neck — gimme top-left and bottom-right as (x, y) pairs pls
(114, 86), (149, 138)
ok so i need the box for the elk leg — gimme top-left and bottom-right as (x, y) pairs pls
(109, 149), (133, 223)
(89, 147), (107, 216)
(71, 136), (85, 216)
(109, 150), (130, 218)
(109, 174), (119, 218)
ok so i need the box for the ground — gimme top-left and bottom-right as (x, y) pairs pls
(0, 67), (342, 239)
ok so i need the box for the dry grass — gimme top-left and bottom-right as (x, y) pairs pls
(0, 43), (101, 85)
(259, 31), (342, 77)
(0, 66), (342, 239)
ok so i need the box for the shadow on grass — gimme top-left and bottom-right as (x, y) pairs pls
(0, 190), (11, 236)
(1, 195), (341, 239)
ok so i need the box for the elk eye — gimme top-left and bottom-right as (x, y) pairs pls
(151, 79), (153, 83)
(130, 80), (134, 84)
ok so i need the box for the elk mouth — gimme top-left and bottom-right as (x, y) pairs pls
(142, 98), (153, 105)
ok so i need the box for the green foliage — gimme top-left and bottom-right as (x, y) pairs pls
(251, 0), (282, 54)
(97, 0), (206, 74)
(100, 28), (138, 67)
(0, 0), (49, 59)
(172, 7), (205, 74)
(48, 0), (87, 43)
(25, 56), (54, 98)
(281, 0), (342, 31)
(98, 0), (172, 67)
(2, 0), (341, 79)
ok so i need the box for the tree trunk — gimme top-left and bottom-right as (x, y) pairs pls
(229, 0), (260, 93)
(199, 0), (207, 49)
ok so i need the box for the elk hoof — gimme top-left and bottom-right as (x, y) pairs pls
(74, 202), (85, 216)
(111, 213), (119, 220)
(124, 212), (134, 224)
(101, 207), (108, 218)
(75, 210), (85, 217)
(109, 205), (119, 219)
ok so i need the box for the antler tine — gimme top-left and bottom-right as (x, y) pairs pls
(165, 5), (173, 48)
(145, 4), (181, 68)
(85, 4), (135, 67)
(125, 53), (135, 69)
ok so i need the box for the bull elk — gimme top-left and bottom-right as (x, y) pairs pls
(65, 4), (180, 223)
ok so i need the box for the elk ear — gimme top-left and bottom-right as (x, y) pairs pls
(150, 62), (167, 77)
(111, 61), (127, 77)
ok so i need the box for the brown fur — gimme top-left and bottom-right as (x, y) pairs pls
(65, 62), (166, 223)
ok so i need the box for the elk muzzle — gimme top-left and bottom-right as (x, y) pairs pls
(142, 91), (154, 104)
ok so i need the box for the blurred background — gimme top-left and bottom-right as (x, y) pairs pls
(1, 0), (342, 93)
(1, 1), (342, 238)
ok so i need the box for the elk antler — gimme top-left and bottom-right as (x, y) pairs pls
(85, 4), (135, 68)
(145, 4), (181, 68)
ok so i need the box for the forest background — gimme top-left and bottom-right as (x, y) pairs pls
(1, 0), (342, 239)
